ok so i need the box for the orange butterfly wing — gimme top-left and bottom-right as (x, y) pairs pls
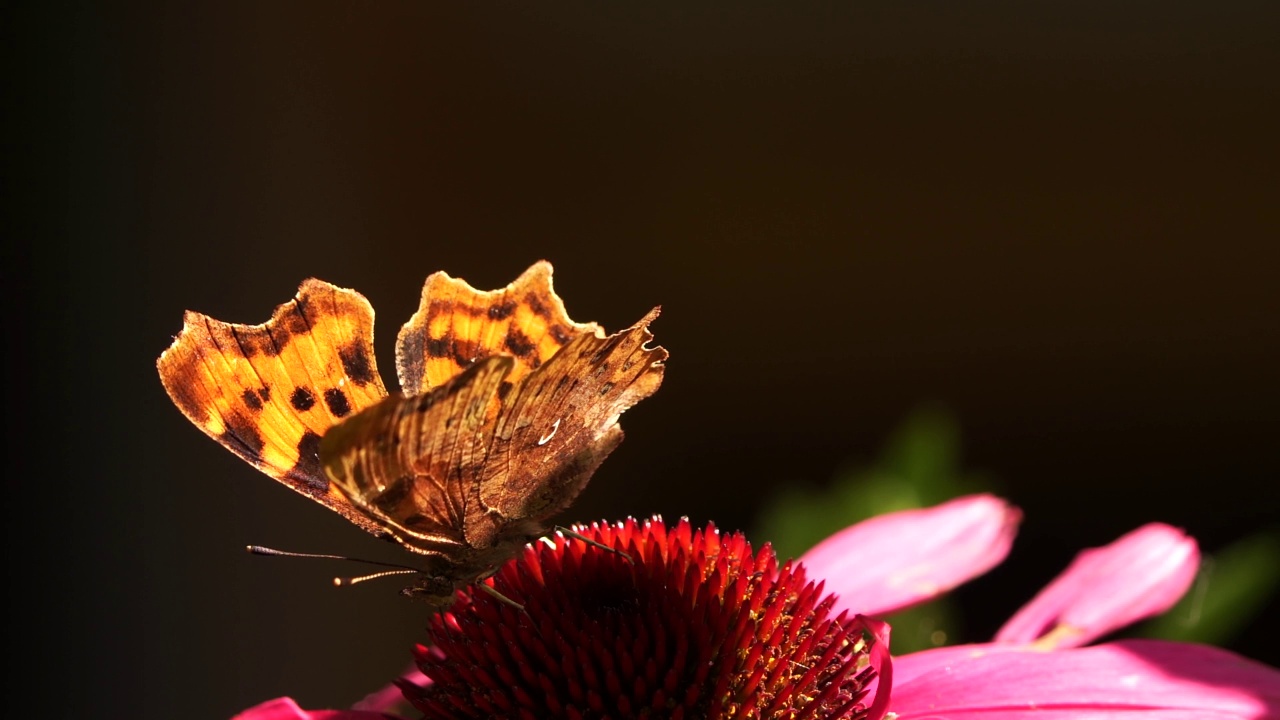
(156, 279), (390, 537)
(158, 262), (666, 562)
(324, 264), (666, 555)
(319, 356), (516, 557)
(395, 260), (597, 396)
(481, 309), (665, 523)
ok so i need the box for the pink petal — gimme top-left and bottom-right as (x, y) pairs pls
(996, 523), (1199, 649)
(231, 696), (402, 720)
(799, 494), (1021, 617)
(890, 643), (1029, 688)
(350, 666), (429, 713)
(855, 616), (895, 720)
(891, 639), (1280, 719)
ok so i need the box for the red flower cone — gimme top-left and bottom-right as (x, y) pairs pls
(406, 518), (892, 720)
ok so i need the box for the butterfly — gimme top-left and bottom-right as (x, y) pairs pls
(157, 261), (665, 610)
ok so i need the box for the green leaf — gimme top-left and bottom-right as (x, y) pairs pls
(755, 405), (990, 561)
(1137, 529), (1280, 645)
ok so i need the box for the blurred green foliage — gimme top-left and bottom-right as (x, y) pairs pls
(755, 405), (1278, 655)
(1138, 529), (1280, 646)
(756, 406), (992, 564)
(754, 406), (991, 653)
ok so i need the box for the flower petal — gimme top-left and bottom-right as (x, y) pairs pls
(996, 523), (1199, 649)
(799, 494), (1020, 617)
(350, 666), (429, 713)
(857, 616), (895, 720)
(891, 640), (1280, 719)
(231, 696), (403, 720)
(890, 642), (1028, 688)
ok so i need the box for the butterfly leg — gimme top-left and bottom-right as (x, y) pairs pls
(475, 581), (526, 612)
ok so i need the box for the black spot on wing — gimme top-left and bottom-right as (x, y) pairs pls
(232, 327), (280, 357)
(258, 386), (271, 402)
(428, 299), (454, 318)
(497, 380), (513, 401)
(324, 388), (352, 418)
(279, 301), (311, 338)
(221, 412), (265, 459)
(549, 324), (573, 344)
(286, 431), (327, 492)
(452, 339), (480, 368)
(526, 293), (550, 318)
(242, 389), (264, 411)
(504, 329), (536, 358)
(291, 387), (316, 411)
(488, 299), (516, 320)
(426, 335), (450, 358)
(339, 342), (376, 386)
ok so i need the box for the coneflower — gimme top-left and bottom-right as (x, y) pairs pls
(407, 518), (890, 720)
(235, 497), (1280, 720)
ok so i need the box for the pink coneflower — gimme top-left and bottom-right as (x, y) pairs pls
(804, 495), (1279, 719)
(408, 519), (891, 719)
(232, 697), (398, 720)
(235, 497), (1280, 719)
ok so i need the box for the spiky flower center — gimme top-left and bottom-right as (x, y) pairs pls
(405, 518), (884, 720)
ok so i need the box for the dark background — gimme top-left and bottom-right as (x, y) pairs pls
(10, 2), (1278, 718)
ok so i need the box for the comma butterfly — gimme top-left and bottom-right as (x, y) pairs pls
(157, 261), (666, 610)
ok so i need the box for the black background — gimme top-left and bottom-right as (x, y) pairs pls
(10, 2), (1278, 718)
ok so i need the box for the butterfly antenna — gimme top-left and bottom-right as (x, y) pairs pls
(335, 568), (420, 587)
(246, 545), (422, 573)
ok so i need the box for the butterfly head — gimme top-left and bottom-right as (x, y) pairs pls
(400, 573), (460, 610)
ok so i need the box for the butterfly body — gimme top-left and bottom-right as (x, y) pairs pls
(157, 262), (665, 611)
